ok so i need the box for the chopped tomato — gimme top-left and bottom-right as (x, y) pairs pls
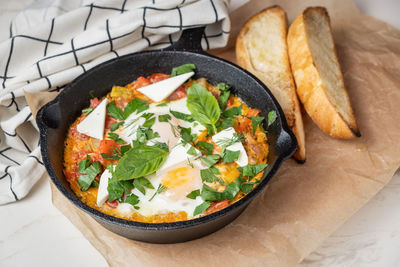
(227, 97), (234, 108)
(106, 200), (119, 209)
(246, 108), (259, 117)
(74, 150), (90, 161)
(64, 170), (78, 181)
(99, 139), (119, 155)
(204, 200), (230, 215)
(148, 73), (170, 83)
(90, 97), (101, 108)
(237, 117), (251, 134)
(167, 86), (187, 100)
(105, 115), (118, 130)
(133, 76), (151, 89)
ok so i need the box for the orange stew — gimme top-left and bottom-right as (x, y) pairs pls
(63, 70), (269, 223)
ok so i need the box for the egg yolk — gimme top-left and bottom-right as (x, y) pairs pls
(161, 165), (201, 201)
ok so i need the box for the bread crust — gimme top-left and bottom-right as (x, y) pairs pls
(287, 7), (360, 139)
(236, 5), (306, 162)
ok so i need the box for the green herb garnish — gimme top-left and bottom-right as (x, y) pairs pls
(251, 116), (264, 135)
(113, 144), (169, 181)
(171, 63), (196, 77)
(133, 177), (154, 195)
(237, 164), (267, 179)
(108, 132), (125, 144)
(82, 107), (93, 115)
(170, 110), (194, 122)
(193, 202), (210, 216)
(110, 121), (124, 132)
(158, 114), (171, 122)
(149, 184), (168, 201)
(222, 150), (240, 163)
(187, 146), (198, 156)
(200, 154), (220, 167)
(187, 83), (220, 134)
(186, 189), (201, 199)
(77, 155), (102, 191)
(197, 141), (213, 155)
(267, 110), (277, 126)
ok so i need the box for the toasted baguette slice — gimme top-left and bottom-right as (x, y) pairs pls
(287, 7), (360, 138)
(236, 6), (306, 162)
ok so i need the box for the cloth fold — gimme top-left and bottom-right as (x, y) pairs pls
(0, 0), (233, 204)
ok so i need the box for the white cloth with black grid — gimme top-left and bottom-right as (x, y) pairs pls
(0, 0), (243, 204)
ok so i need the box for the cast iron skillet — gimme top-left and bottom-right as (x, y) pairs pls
(36, 27), (297, 243)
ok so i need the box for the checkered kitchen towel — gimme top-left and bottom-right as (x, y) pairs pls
(0, 0), (241, 204)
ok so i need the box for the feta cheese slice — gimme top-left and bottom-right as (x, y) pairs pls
(77, 98), (108, 140)
(212, 127), (248, 167)
(158, 138), (201, 173)
(96, 166), (114, 207)
(137, 72), (194, 102)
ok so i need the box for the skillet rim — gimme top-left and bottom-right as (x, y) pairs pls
(37, 49), (297, 231)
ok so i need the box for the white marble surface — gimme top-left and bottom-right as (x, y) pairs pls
(0, 1), (399, 266)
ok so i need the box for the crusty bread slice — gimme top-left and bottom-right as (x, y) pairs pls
(287, 7), (360, 138)
(236, 6), (306, 162)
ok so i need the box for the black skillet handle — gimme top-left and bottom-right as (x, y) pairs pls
(276, 128), (298, 161)
(162, 27), (206, 53)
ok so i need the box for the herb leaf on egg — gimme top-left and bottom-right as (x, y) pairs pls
(158, 114), (171, 122)
(186, 146), (198, 156)
(171, 63), (196, 77)
(187, 83), (220, 134)
(200, 167), (225, 185)
(108, 180), (134, 201)
(149, 184), (168, 201)
(186, 189), (201, 199)
(170, 110), (194, 122)
(124, 194), (140, 208)
(124, 98), (148, 119)
(110, 121), (124, 132)
(113, 144), (169, 181)
(107, 132), (125, 144)
(107, 101), (124, 120)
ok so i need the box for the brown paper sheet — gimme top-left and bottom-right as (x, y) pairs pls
(29, 0), (400, 265)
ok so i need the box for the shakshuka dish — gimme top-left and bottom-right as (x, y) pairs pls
(63, 64), (275, 223)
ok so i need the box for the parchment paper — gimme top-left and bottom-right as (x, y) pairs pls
(29, 0), (400, 265)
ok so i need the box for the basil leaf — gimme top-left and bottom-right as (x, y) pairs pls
(267, 110), (277, 126)
(187, 83), (220, 133)
(78, 160), (101, 191)
(82, 107), (93, 115)
(110, 121), (124, 132)
(113, 144), (169, 181)
(120, 145), (131, 156)
(170, 110), (194, 122)
(237, 164), (267, 179)
(186, 189), (200, 199)
(124, 98), (148, 119)
(222, 150), (240, 163)
(158, 114), (171, 122)
(101, 153), (120, 160)
(124, 194), (139, 207)
(197, 141), (213, 155)
(200, 154), (220, 167)
(107, 101), (124, 120)
(171, 63), (196, 77)
(187, 146), (197, 156)
(222, 105), (242, 118)
(107, 180), (134, 201)
(108, 132), (125, 144)
(133, 177), (154, 195)
(251, 116), (264, 135)
(193, 202), (210, 216)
